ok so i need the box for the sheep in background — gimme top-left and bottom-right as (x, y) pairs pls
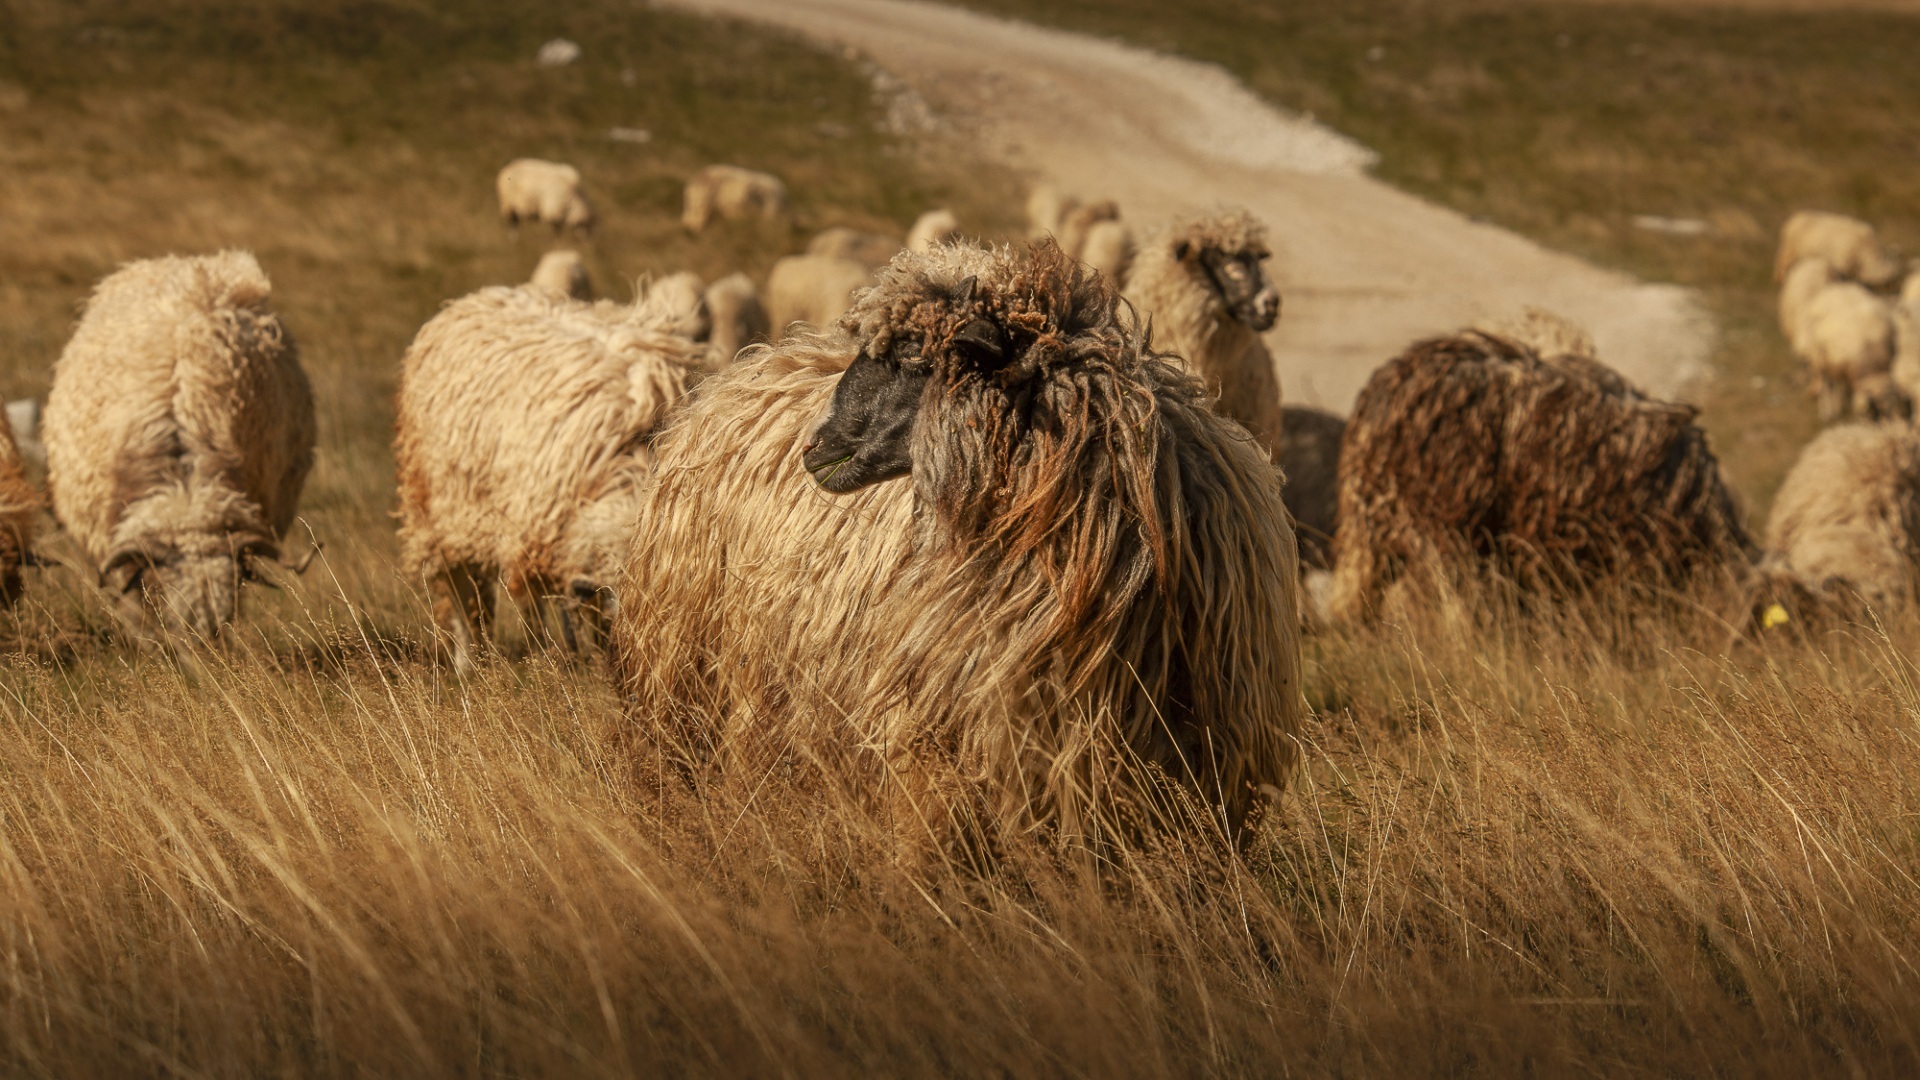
(1278, 404), (1344, 571)
(529, 250), (593, 300)
(1025, 183), (1075, 240)
(1780, 258), (1900, 422)
(681, 165), (788, 233)
(44, 251), (315, 642)
(1331, 331), (1751, 622)
(0, 416), (38, 606)
(1056, 199), (1120, 262)
(808, 226), (900, 268)
(767, 254), (870, 333)
(1125, 210), (1284, 458)
(703, 272), (769, 364)
(643, 271), (713, 342)
(5, 399), (43, 469)
(497, 159), (596, 235)
(1758, 422), (1920, 616)
(1904, 269), (1920, 306)
(614, 240), (1303, 848)
(906, 209), (959, 253)
(1079, 219), (1135, 285)
(395, 285), (705, 673)
(1775, 210), (1901, 288)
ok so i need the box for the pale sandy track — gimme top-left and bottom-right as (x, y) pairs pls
(663, 0), (1714, 410)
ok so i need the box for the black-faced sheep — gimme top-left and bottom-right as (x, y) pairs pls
(681, 165), (788, 233)
(44, 251), (315, 641)
(767, 254), (871, 333)
(1775, 210), (1901, 288)
(529, 250), (593, 301)
(1330, 331), (1751, 622)
(1759, 422), (1920, 615)
(497, 159), (596, 235)
(1124, 211), (1284, 459)
(613, 240), (1304, 848)
(0, 415), (38, 606)
(395, 285), (705, 672)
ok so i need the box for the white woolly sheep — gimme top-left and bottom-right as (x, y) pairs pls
(1079, 219), (1135, 285)
(1904, 269), (1920, 307)
(906, 209), (960, 253)
(44, 251), (315, 641)
(395, 285), (706, 673)
(1124, 211), (1284, 458)
(529, 250), (592, 301)
(703, 272), (769, 364)
(1761, 422), (1920, 613)
(644, 271), (713, 342)
(1891, 299), (1920, 409)
(681, 165), (788, 233)
(767, 253), (870, 333)
(808, 227), (900, 268)
(1775, 211), (1901, 288)
(0, 413), (37, 606)
(1025, 184), (1075, 240)
(1780, 258), (1899, 422)
(1057, 199), (1120, 262)
(613, 239), (1303, 849)
(497, 159), (596, 235)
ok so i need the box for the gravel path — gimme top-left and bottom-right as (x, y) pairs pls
(665, 0), (1714, 410)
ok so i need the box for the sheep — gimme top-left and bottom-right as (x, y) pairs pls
(703, 272), (769, 365)
(394, 284), (705, 673)
(1780, 259), (1900, 422)
(1330, 330), (1752, 622)
(1124, 211), (1284, 459)
(681, 165), (788, 233)
(43, 251), (315, 641)
(1476, 306), (1598, 364)
(1079, 219), (1135, 285)
(0, 414), (38, 606)
(1775, 210), (1901, 288)
(1905, 269), (1920, 307)
(496, 159), (596, 235)
(5, 399), (43, 469)
(1757, 422), (1920, 616)
(808, 227), (901, 268)
(906, 209), (960, 253)
(528, 250), (593, 301)
(643, 271), (712, 341)
(1056, 199), (1120, 261)
(612, 239), (1303, 849)
(1278, 405), (1344, 571)
(1891, 299), (1920, 410)
(1025, 183), (1075, 240)
(766, 254), (870, 333)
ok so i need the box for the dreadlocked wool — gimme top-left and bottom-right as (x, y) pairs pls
(614, 241), (1303, 848)
(1330, 331), (1751, 621)
(0, 417), (37, 606)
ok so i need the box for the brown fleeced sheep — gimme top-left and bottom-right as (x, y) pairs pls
(1330, 331), (1751, 622)
(1124, 211), (1284, 458)
(1760, 422), (1920, 614)
(703, 272), (769, 365)
(767, 253), (871, 333)
(44, 251), (315, 641)
(395, 285), (705, 672)
(613, 240), (1303, 848)
(497, 159), (596, 234)
(1278, 404), (1344, 571)
(807, 226), (900, 269)
(1775, 210), (1901, 288)
(0, 415), (38, 606)
(681, 165), (788, 233)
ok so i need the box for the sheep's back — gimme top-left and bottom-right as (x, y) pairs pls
(1765, 423), (1920, 607)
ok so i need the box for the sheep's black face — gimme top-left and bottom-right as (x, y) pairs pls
(1202, 249), (1280, 332)
(803, 343), (932, 493)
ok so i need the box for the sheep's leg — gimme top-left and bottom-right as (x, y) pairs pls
(557, 603), (581, 656)
(437, 562), (493, 675)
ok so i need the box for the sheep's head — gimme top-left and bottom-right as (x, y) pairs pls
(104, 540), (273, 642)
(1170, 212), (1280, 332)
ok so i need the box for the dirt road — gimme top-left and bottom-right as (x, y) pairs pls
(664, 0), (1714, 410)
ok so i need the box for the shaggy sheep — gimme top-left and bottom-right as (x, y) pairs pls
(1775, 210), (1901, 288)
(1759, 422), (1920, 614)
(395, 284), (705, 673)
(808, 227), (900, 269)
(767, 254), (871, 333)
(1476, 306), (1598, 364)
(681, 165), (788, 233)
(496, 159), (596, 234)
(44, 251), (315, 641)
(644, 271), (713, 341)
(1780, 259), (1900, 422)
(703, 272), (769, 364)
(529, 250), (593, 301)
(1124, 211), (1284, 458)
(1330, 331), (1751, 622)
(1079, 219), (1135, 285)
(1278, 404), (1344, 571)
(0, 415), (38, 606)
(906, 209), (960, 253)
(613, 240), (1303, 847)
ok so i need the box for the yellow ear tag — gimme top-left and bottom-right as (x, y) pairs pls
(1761, 603), (1790, 629)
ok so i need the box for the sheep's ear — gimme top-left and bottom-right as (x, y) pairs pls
(953, 317), (1007, 369)
(953, 275), (978, 305)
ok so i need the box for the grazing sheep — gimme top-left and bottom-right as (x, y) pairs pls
(1330, 331), (1751, 622)
(496, 159), (596, 235)
(1759, 422), (1920, 614)
(1780, 259), (1900, 422)
(395, 285), (705, 673)
(1278, 405), (1344, 571)
(529, 250), (593, 301)
(1124, 211), (1284, 458)
(44, 251), (315, 641)
(906, 209), (960, 253)
(767, 254), (870, 333)
(681, 165), (788, 233)
(0, 416), (38, 606)
(1079, 219), (1135, 285)
(613, 240), (1303, 847)
(703, 272), (769, 364)
(1775, 210), (1901, 288)
(808, 226), (900, 269)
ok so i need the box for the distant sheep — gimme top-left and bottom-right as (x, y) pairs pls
(1780, 258), (1900, 422)
(497, 159), (596, 234)
(395, 285), (706, 672)
(1775, 210), (1901, 287)
(1891, 298), (1920, 410)
(808, 226), (900, 268)
(5, 399), (43, 469)
(1905, 270), (1920, 306)
(1125, 211), (1284, 458)
(1079, 219), (1135, 285)
(1759, 422), (1920, 614)
(906, 209), (959, 253)
(767, 254), (870, 333)
(1057, 199), (1120, 262)
(529, 250), (592, 300)
(614, 240), (1303, 847)
(44, 251), (315, 641)
(0, 413), (38, 606)
(681, 165), (788, 233)
(1331, 331), (1751, 621)
(703, 272), (769, 364)
(644, 271), (713, 342)
(1278, 404), (1344, 570)
(1025, 183), (1075, 240)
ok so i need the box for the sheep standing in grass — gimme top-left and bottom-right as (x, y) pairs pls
(44, 251), (315, 641)
(1780, 258), (1900, 421)
(1278, 405), (1344, 570)
(703, 272), (768, 364)
(529, 250), (593, 300)
(614, 240), (1303, 847)
(497, 159), (596, 234)
(1125, 211), (1284, 458)
(0, 418), (38, 606)
(906, 209), (959, 253)
(681, 165), (788, 233)
(1775, 210), (1901, 288)
(767, 254), (870, 333)
(395, 285), (705, 672)
(1331, 331), (1751, 621)
(1759, 422), (1920, 614)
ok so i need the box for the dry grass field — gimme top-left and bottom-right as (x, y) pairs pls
(4, 0), (1920, 1075)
